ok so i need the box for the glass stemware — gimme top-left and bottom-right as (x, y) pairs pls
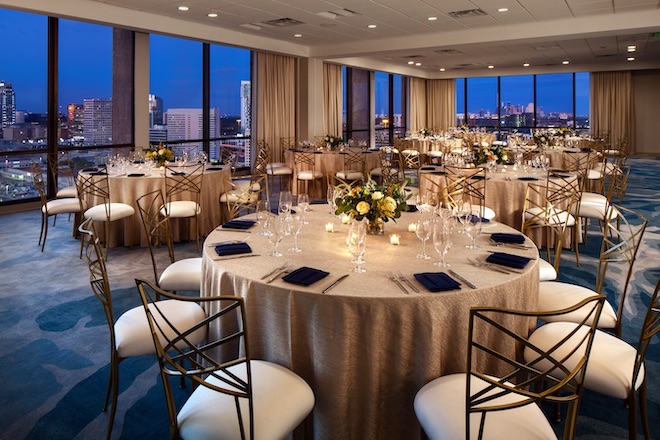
(327, 186), (338, 214)
(347, 221), (366, 273)
(432, 221), (453, 267)
(297, 193), (310, 224)
(255, 199), (270, 236)
(287, 213), (303, 252)
(278, 190), (293, 215)
(456, 198), (472, 233)
(415, 218), (432, 259)
(463, 214), (482, 249)
(265, 216), (285, 257)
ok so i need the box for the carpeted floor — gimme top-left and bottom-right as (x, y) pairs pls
(0, 156), (658, 439)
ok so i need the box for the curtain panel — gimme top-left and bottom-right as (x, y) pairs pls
(255, 52), (297, 165)
(323, 63), (342, 137)
(591, 71), (635, 152)
(409, 77), (427, 133)
(427, 79), (456, 131)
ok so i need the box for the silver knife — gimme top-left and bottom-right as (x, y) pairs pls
(212, 254), (260, 261)
(448, 270), (477, 289)
(322, 274), (349, 294)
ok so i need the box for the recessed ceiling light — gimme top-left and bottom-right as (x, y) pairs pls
(498, 8), (509, 12)
(178, 6), (189, 11)
(408, 61), (414, 65)
(627, 57), (635, 61)
(428, 17), (438, 21)
(523, 63), (530, 67)
(440, 68), (445, 72)
(368, 24), (377, 28)
(488, 65), (494, 69)
(294, 34), (302, 38)
(562, 60), (570, 65)
(415, 62), (422, 66)
(207, 13), (218, 18)
(627, 45), (637, 52)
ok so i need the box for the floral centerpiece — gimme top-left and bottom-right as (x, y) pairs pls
(323, 134), (342, 149)
(474, 142), (508, 165)
(334, 178), (410, 234)
(419, 128), (432, 137)
(145, 144), (174, 167)
(532, 130), (555, 148)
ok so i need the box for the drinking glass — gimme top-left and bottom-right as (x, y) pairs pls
(255, 199), (271, 236)
(278, 190), (293, 215)
(463, 214), (482, 249)
(265, 216), (285, 257)
(432, 222), (453, 267)
(415, 218), (432, 259)
(456, 198), (472, 233)
(297, 193), (310, 224)
(287, 214), (303, 252)
(347, 221), (366, 273)
(327, 186), (338, 214)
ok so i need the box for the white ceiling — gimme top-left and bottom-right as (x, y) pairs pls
(5, 0), (660, 77)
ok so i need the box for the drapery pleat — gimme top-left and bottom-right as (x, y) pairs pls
(409, 77), (427, 133)
(255, 52), (296, 163)
(591, 71), (635, 152)
(426, 79), (456, 131)
(323, 63), (342, 136)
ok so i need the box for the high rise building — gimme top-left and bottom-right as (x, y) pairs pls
(166, 107), (221, 142)
(240, 80), (251, 136)
(0, 81), (16, 128)
(83, 98), (112, 146)
(67, 103), (84, 137)
(148, 94), (163, 127)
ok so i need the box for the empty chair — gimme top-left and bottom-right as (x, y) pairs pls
(292, 150), (323, 199)
(162, 162), (204, 250)
(135, 278), (315, 440)
(370, 146), (403, 185)
(335, 148), (366, 186)
(219, 174), (269, 221)
(415, 295), (605, 440)
(31, 162), (81, 251)
(48, 151), (78, 199)
(78, 219), (206, 440)
(136, 190), (202, 292)
(445, 166), (496, 221)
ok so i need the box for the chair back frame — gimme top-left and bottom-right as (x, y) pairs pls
(223, 174), (269, 220)
(136, 190), (176, 286)
(445, 166), (488, 217)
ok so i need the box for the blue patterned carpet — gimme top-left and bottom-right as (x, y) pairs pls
(0, 156), (658, 439)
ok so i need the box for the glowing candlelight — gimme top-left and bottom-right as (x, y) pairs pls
(325, 222), (334, 232)
(408, 223), (417, 232)
(390, 234), (400, 245)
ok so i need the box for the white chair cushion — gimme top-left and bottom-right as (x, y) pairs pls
(577, 202), (619, 221)
(44, 198), (81, 215)
(85, 202), (135, 222)
(161, 201), (201, 218)
(427, 151), (444, 158)
(115, 299), (206, 358)
(401, 149), (420, 156)
(56, 185), (78, 198)
(587, 168), (603, 180)
(538, 281), (617, 328)
(297, 170), (323, 180)
(470, 205), (496, 221)
(538, 258), (557, 281)
(267, 165), (293, 176)
(580, 192), (607, 204)
(269, 162), (287, 168)
(524, 207), (576, 227)
(414, 373), (558, 440)
(336, 170), (363, 181)
(159, 257), (202, 292)
(219, 190), (259, 204)
(178, 360), (315, 440)
(526, 322), (644, 399)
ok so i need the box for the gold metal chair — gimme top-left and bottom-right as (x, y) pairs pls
(48, 151), (78, 199)
(79, 219), (206, 440)
(134, 278), (315, 440)
(162, 162), (204, 250)
(445, 166), (496, 220)
(31, 162), (81, 251)
(136, 190), (202, 292)
(76, 168), (135, 259)
(292, 150), (323, 199)
(370, 146), (402, 185)
(415, 295), (605, 440)
(219, 174), (269, 221)
(335, 149), (366, 186)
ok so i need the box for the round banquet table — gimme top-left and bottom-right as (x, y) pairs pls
(201, 209), (540, 440)
(79, 164), (231, 247)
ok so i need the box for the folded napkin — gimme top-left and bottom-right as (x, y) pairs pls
(170, 171), (187, 176)
(407, 204), (418, 212)
(414, 272), (461, 292)
(486, 252), (531, 269)
(550, 173), (571, 178)
(459, 215), (489, 224)
(490, 233), (526, 244)
(82, 167), (99, 172)
(469, 175), (486, 180)
(206, 167), (223, 171)
(282, 267), (330, 286)
(431, 171), (447, 175)
(132, 160), (145, 164)
(89, 171), (107, 176)
(580, 148), (592, 152)
(270, 208), (297, 215)
(222, 219), (256, 230)
(215, 242), (252, 256)
(420, 166), (437, 171)
(127, 173), (145, 177)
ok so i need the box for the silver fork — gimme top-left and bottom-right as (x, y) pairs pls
(466, 258), (512, 275)
(397, 271), (420, 293)
(387, 271), (409, 294)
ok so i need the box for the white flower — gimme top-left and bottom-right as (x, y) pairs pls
(372, 191), (384, 200)
(481, 141), (489, 148)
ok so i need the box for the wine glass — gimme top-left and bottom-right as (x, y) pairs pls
(297, 193), (310, 224)
(278, 190), (293, 215)
(255, 199), (270, 236)
(415, 218), (432, 260)
(456, 198), (472, 233)
(287, 214), (303, 252)
(463, 214), (482, 249)
(265, 216), (285, 257)
(432, 222), (453, 267)
(347, 221), (366, 273)
(327, 186), (338, 214)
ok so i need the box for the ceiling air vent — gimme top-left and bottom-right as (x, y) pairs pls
(448, 9), (488, 19)
(262, 18), (304, 27)
(435, 49), (464, 55)
(595, 54), (618, 58)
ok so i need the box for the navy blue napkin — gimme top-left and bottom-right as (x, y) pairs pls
(270, 209), (297, 215)
(459, 215), (489, 224)
(431, 171), (447, 175)
(414, 272), (461, 292)
(89, 171), (107, 176)
(215, 242), (252, 256)
(82, 167), (98, 172)
(206, 167), (223, 171)
(407, 204), (418, 212)
(222, 219), (256, 230)
(518, 176), (539, 181)
(127, 173), (145, 177)
(170, 171), (186, 176)
(282, 267), (330, 286)
(551, 173), (571, 178)
(486, 252), (531, 269)
(470, 175), (486, 180)
(490, 233), (526, 244)
(420, 166), (437, 171)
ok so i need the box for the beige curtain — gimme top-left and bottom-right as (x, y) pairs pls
(591, 71), (635, 152)
(409, 77), (427, 132)
(255, 52), (296, 163)
(427, 79), (456, 131)
(323, 63), (342, 136)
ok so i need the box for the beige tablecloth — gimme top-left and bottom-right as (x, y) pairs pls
(202, 210), (539, 440)
(80, 165), (230, 247)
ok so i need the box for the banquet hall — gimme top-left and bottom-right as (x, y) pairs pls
(0, 1), (659, 439)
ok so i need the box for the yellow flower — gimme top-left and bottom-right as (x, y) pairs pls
(372, 191), (383, 200)
(356, 201), (371, 215)
(382, 196), (396, 213)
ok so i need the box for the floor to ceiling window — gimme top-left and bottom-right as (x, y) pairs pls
(500, 75), (534, 129)
(467, 77), (498, 130)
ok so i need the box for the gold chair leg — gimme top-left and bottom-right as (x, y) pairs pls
(626, 393), (637, 440)
(639, 383), (650, 440)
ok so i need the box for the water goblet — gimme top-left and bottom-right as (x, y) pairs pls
(415, 218), (432, 260)
(432, 222), (453, 267)
(297, 193), (310, 224)
(347, 221), (366, 273)
(255, 199), (271, 236)
(456, 198), (472, 233)
(278, 190), (293, 215)
(287, 214), (303, 252)
(463, 214), (482, 249)
(265, 216), (285, 257)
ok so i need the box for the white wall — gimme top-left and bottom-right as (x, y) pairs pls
(633, 70), (660, 156)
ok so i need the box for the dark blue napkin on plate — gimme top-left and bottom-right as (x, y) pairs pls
(490, 233), (526, 244)
(486, 252), (531, 269)
(282, 267), (330, 286)
(407, 204), (418, 212)
(90, 171), (107, 176)
(82, 167), (99, 172)
(518, 176), (539, 181)
(222, 219), (256, 230)
(127, 173), (145, 177)
(215, 242), (252, 256)
(414, 272), (461, 292)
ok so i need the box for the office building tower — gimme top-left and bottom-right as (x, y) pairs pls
(67, 104), (84, 137)
(149, 94), (163, 127)
(1, 81), (16, 128)
(240, 80), (251, 136)
(83, 98), (113, 146)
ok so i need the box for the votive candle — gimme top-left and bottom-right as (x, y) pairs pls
(325, 222), (334, 232)
(390, 234), (400, 245)
(408, 223), (417, 232)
